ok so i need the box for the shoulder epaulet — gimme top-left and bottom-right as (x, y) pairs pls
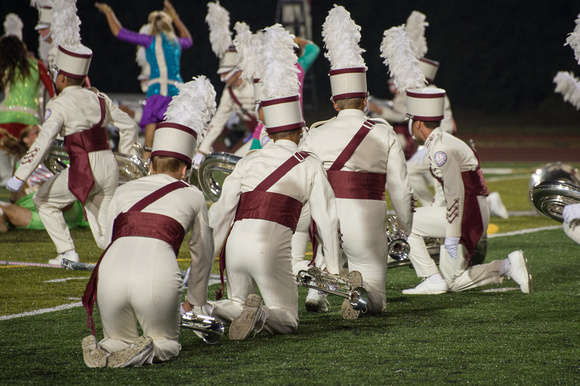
(309, 116), (336, 130)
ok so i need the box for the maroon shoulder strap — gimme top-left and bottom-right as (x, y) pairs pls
(128, 180), (188, 212)
(329, 119), (375, 171)
(93, 94), (107, 129)
(255, 151), (309, 191)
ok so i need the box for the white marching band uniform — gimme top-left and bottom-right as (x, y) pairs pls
(209, 140), (341, 334)
(563, 204), (580, 245)
(302, 110), (414, 314)
(96, 173), (213, 365)
(197, 80), (257, 156)
(406, 127), (507, 291)
(14, 86), (139, 253)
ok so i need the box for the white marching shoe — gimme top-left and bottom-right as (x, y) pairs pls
(402, 274), (448, 295)
(305, 288), (330, 313)
(48, 250), (79, 266)
(229, 294), (266, 340)
(506, 250), (532, 293)
(107, 335), (154, 368)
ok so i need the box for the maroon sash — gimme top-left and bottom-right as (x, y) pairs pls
(215, 151), (309, 299)
(431, 146), (489, 263)
(228, 86), (259, 132)
(326, 119), (386, 200)
(64, 94), (111, 204)
(82, 180), (188, 334)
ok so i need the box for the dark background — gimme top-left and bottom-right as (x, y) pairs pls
(4, 0), (580, 133)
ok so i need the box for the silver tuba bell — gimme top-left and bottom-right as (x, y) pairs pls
(296, 267), (369, 312)
(191, 152), (241, 202)
(529, 162), (580, 222)
(44, 139), (149, 184)
(180, 310), (225, 344)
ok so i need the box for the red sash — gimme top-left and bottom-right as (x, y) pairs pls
(326, 119), (386, 200)
(82, 180), (188, 334)
(215, 151), (309, 299)
(64, 94), (111, 204)
(228, 86), (259, 132)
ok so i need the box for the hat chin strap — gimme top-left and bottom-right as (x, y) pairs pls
(408, 117), (414, 138)
(222, 67), (239, 83)
(41, 30), (52, 42)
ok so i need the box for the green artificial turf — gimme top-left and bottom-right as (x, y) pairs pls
(1, 165), (579, 383)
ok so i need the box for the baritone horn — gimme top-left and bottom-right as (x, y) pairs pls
(44, 139), (149, 184)
(529, 162), (580, 223)
(296, 267), (369, 312)
(180, 311), (225, 345)
(386, 216), (410, 262)
(193, 152), (241, 202)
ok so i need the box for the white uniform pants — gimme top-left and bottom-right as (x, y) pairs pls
(33, 153), (118, 253)
(338, 199), (388, 314)
(97, 238), (182, 364)
(408, 197), (504, 291)
(212, 219), (299, 335)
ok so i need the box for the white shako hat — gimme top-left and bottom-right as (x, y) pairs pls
(4, 14), (24, 41)
(31, 0), (53, 30)
(233, 22), (264, 103)
(259, 24), (303, 134)
(322, 5), (367, 101)
(406, 87), (445, 121)
(51, 0), (92, 79)
(152, 76), (217, 164)
(418, 57), (439, 84)
(206, 2), (238, 75)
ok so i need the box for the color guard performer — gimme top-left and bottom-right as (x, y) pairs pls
(208, 25), (341, 340)
(5, 0), (139, 265)
(301, 6), (414, 318)
(81, 76), (216, 368)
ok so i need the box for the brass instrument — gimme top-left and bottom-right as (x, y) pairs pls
(44, 139), (149, 184)
(194, 152), (241, 202)
(180, 310), (225, 344)
(386, 216), (411, 263)
(529, 162), (580, 223)
(296, 267), (369, 312)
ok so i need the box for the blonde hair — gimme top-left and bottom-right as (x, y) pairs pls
(148, 11), (176, 40)
(0, 125), (38, 157)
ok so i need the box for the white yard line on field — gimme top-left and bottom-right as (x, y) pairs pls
(0, 274), (222, 320)
(488, 225), (561, 238)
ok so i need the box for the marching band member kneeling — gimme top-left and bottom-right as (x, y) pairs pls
(80, 77), (216, 368)
(402, 87), (532, 295)
(208, 25), (341, 341)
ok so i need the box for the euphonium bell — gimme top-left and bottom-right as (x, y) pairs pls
(180, 311), (225, 344)
(386, 216), (410, 261)
(296, 267), (369, 312)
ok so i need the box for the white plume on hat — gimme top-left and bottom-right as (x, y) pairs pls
(206, 2), (232, 58)
(51, 0), (82, 49)
(554, 71), (580, 110)
(405, 11), (428, 59)
(380, 26), (426, 94)
(233, 22), (263, 84)
(565, 13), (580, 65)
(322, 5), (366, 70)
(3, 14), (24, 41)
(260, 24), (299, 100)
(164, 76), (217, 145)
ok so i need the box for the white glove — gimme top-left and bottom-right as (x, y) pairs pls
(563, 204), (580, 227)
(181, 266), (190, 288)
(193, 304), (214, 316)
(6, 176), (24, 192)
(192, 152), (205, 167)
(444, 237), (460, 260)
